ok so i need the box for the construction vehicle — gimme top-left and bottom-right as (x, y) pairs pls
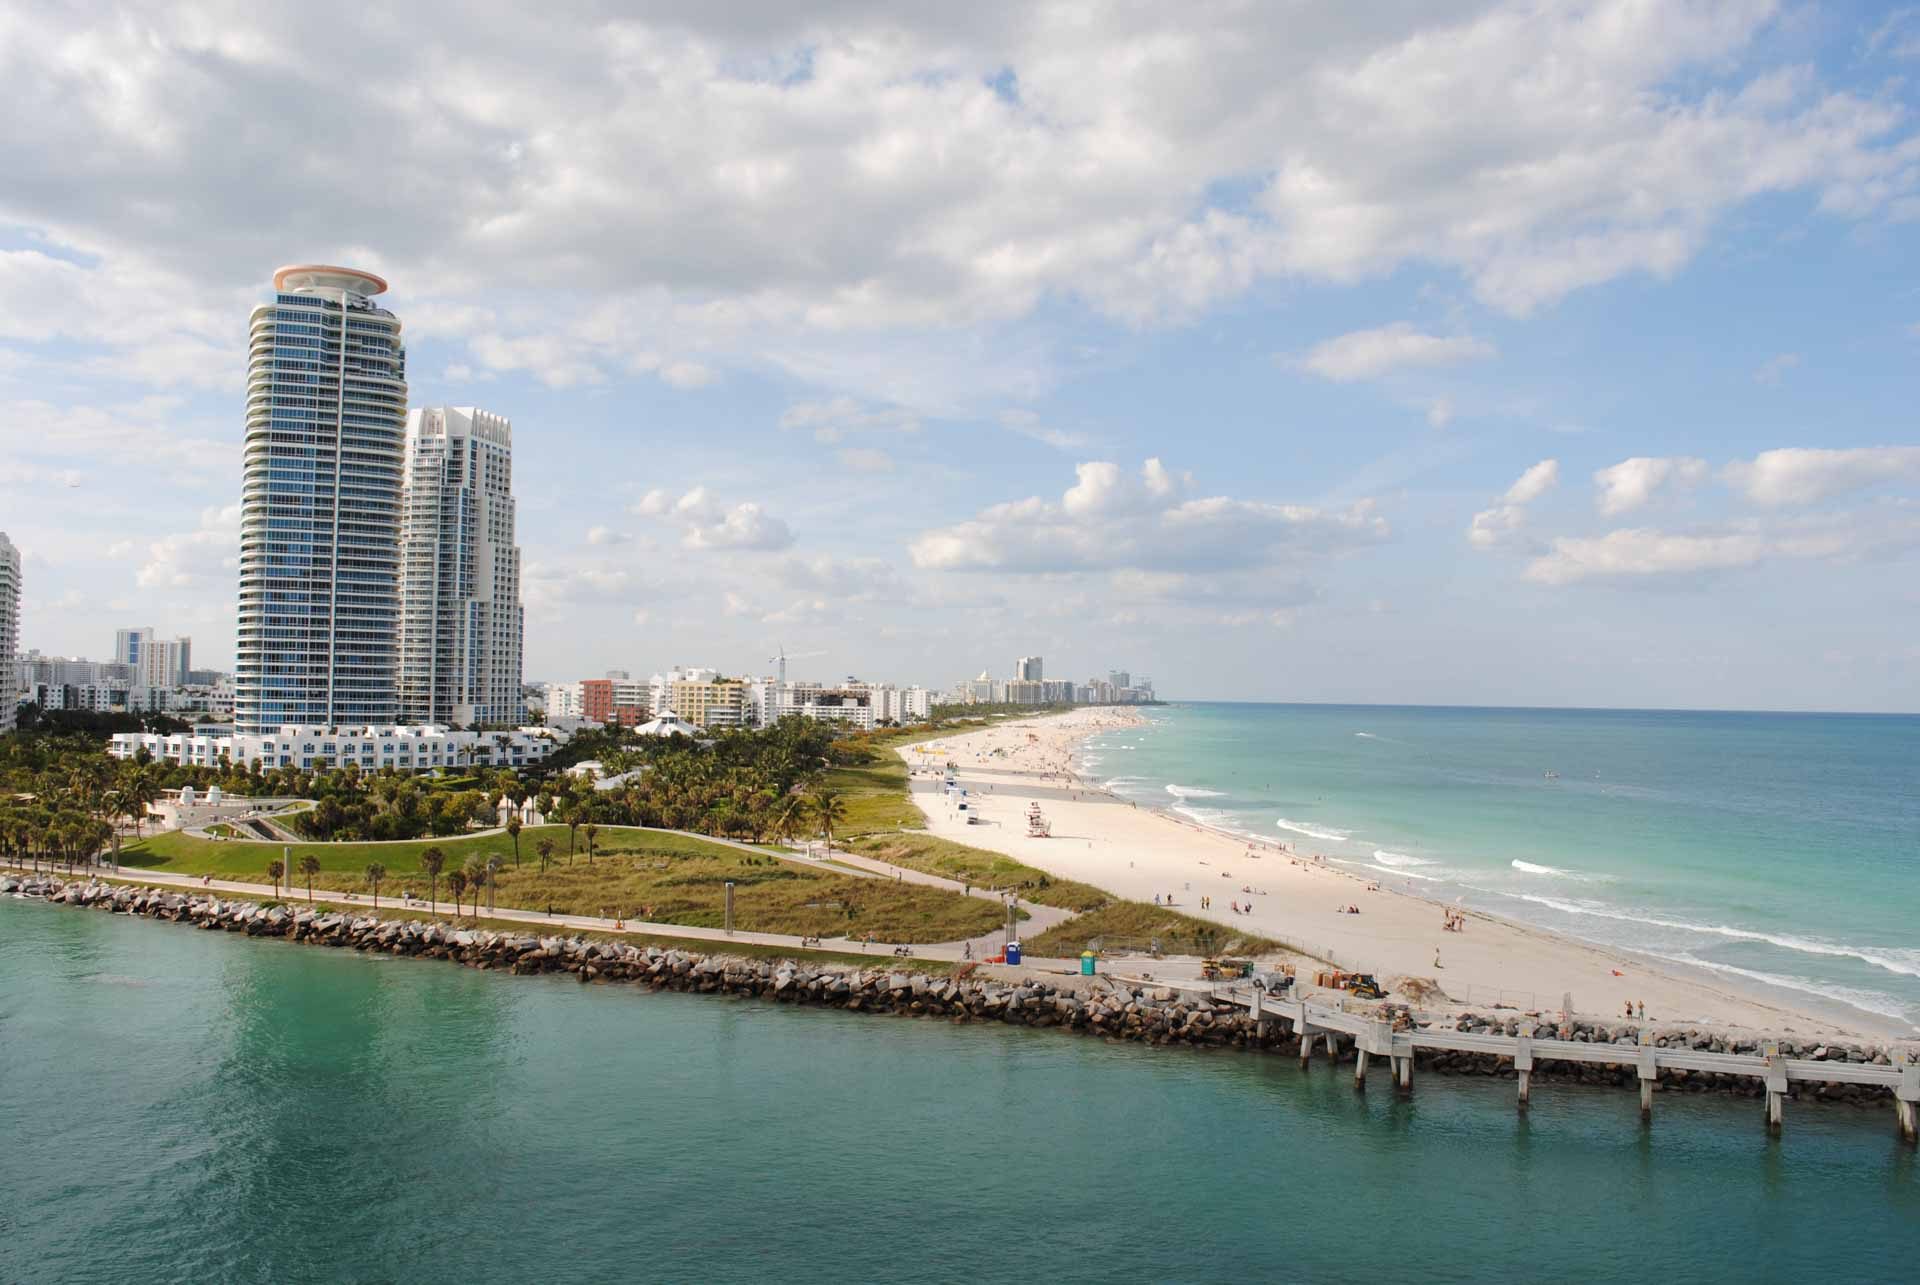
(1343, 973), (1386, 1000)
(1201, 957), (1253, 981)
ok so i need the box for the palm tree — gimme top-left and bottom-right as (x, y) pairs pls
(420, 847), (446, 912)
(809, 789), (847, 853)
(446, 869), (469, 917)
(536, 836), (555, 874)
(583, 822), (598, 866)
(298, 855), (321, 904)
(485, 855), (503, 913)
(563, 806), (581, 861)
(505, 815), (523, 867)
(364, 862), (386, 908)
(462, 855), (487, 915)
(266, 858), (286, 897)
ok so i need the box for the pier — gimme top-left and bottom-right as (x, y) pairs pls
(1218, 985), (1920, 1140)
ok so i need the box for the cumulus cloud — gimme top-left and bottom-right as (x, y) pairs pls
(1296, 323), (1495, 382)
(1, 1), (1914, 407)
(1753, 352), (1801, 385)
(136, 504), (240, 589)
(1593, 456), (1710, 516)
(1723, 447), (1920, 507)
(585, 525), (630, 547)
(1468, 459), (1558, 548)
(909, 458), (1386, 573)
(1523, 512), (1920, 585)
(631, 486), (794, 551)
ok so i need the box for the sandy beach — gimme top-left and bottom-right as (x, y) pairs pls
(905, 707), (1900, 1041)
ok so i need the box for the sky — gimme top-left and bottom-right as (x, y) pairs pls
(2, 0), (1919, 711)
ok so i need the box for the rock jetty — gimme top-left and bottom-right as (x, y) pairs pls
(6, 875), (1901, 1111)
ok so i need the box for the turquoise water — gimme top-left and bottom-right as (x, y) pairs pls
(2, 899), (1915, 1283)
(1079, 704), (1920, 1031)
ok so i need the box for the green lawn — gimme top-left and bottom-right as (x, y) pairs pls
(116, 824), (1002, 944)
(1022, 902), (1285, 959)
(844, 831), (1110, 912)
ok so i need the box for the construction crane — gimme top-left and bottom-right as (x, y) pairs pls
(769, 645), (828, 684)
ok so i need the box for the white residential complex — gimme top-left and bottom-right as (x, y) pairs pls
(109, 724), (558, 772)
(235, 264), (408, 733)
(948, 663), (1154, 706)
(0, 532), (19, 734)
(399, 407), (524, 726)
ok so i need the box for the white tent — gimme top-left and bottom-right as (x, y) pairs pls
(633, 713), (701, 738)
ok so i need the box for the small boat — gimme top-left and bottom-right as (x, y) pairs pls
(1543, 771), (1559, 780)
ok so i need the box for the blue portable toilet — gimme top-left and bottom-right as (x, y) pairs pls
(1080, 951), (1096, 976)
(1005, 941), (1022, 965)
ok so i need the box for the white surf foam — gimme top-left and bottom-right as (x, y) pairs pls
(1274, 817), (1350, 842)
(1510, 859), (1577, 877)
(1354, 732), (1377, 739)
(1497, 894), (1920, 981)
(1652, 953), (1918, 1027)
(1371, 849), (1434, 868)
(1165, 784), (1226, 799)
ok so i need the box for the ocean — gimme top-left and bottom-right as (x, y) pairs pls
(1, 898), (1915, 1283)
(1077, 703), (1920, 1033)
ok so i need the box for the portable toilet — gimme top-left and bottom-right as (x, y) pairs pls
(1005, 941), (1022, 965)
(1080, 951), (1096, 976)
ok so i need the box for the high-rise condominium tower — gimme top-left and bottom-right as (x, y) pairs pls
(1015, 655), (1044, 682)
(0, 532), (19, 733)
(114, 628), (192, 688)
(399, 407), (524, 727)
(235, 265), (407, 734)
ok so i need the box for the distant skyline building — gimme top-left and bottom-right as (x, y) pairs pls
(398, 407), (523, 726)
(0, 532), (19, 733)
(234, 265), (408, 734)
(114, 627), (192, 689)
(1015, 655), (1043, 682)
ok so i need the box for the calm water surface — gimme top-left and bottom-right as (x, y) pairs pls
(2, 900), (1915, 1283)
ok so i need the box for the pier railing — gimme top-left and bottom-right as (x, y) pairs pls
(1204, 985), (1919, 1141)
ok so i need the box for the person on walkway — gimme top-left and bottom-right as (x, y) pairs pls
(1433, 948), (1443, 970)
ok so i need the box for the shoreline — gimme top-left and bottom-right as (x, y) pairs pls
(8, 876), (1909, 1125)
(907, 707), (1912, 1043)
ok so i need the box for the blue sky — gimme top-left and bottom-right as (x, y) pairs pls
(2, 1), (1918, 710)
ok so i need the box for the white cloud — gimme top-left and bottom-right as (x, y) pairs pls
(1593, 456), (1710, 516)
(1723, 446), (1920, 507)
(585, 525), (630, 546)
(1297, 323), (1495, 382)
(631, 485), (794, 551)
(0, 0), (1912, 414)
(910, 458), (1386, 573)
(1468, 459), (1558, 549)
(136, 504), (240, 589)
(1525, 528), (1767, 584)
(999, 409), (1093, 451)
(779, 397), (920, 443)
(1753, 352), (1801, 384)
(1425, 397), (1455, 429)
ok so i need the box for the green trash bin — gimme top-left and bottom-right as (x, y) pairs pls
(1080, 951), (1097, 976)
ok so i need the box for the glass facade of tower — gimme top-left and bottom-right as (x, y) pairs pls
(399, 407), (524, 727)
(234, 268), (407, 734)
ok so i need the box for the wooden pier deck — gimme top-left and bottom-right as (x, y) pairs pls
(1203, 983), (1919, 1139)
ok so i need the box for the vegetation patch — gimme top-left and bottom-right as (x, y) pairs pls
(844, 832), (1110, 912)
(1021, 902), (1286, 960)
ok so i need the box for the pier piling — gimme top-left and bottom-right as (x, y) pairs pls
(1896, 1053), (1918, 1144)
(1763, 1043), (1787, 1134)
(1637, 1031), (1658, 1121)
(1515, 1025), (1535, 1113)
(1396, 1055), (1412, 1094)
(1354, 1048), (1370, 1090)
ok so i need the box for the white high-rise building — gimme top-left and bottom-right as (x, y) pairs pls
(0, 532), (19, 733)
(398, 407), (523, 727)
(114, 628), (192, 689)
(235, 265), (408, 734)
(1015, 655), (1043, 682)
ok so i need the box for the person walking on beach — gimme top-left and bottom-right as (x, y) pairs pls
(1433, 947), (1443, 970)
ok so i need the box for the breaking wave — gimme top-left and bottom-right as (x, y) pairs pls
(1165, 784), (1226, 799)
(1371, 850), (1434, 868)
(1274, 817), (1350, 843)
